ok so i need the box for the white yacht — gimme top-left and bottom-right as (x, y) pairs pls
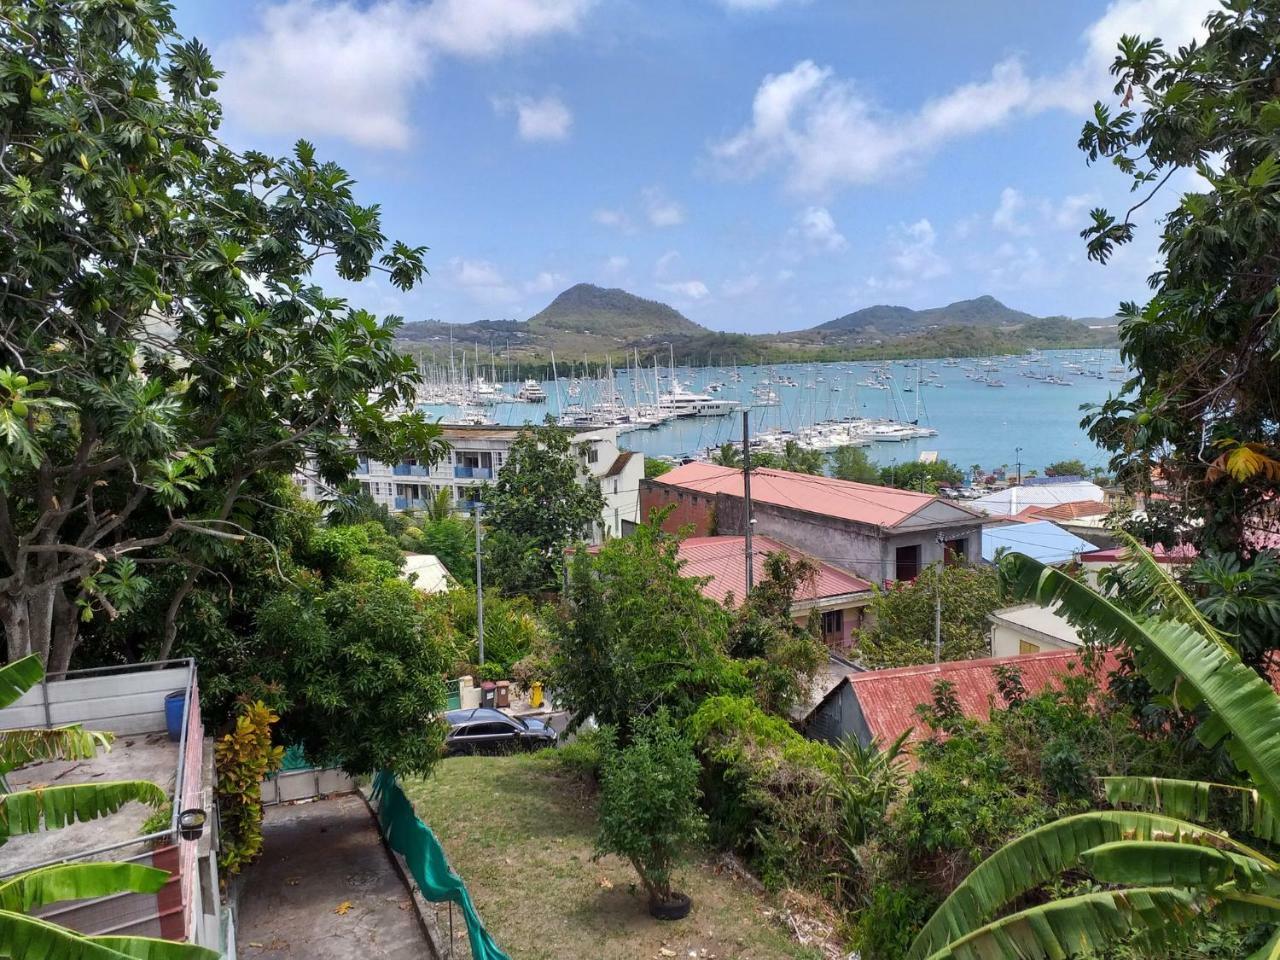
(658, 383), (740, 418)
(516, 378), (548, 403)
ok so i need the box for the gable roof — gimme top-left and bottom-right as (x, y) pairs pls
(399, 553), (456, 594)
(1032, 500), (1112, 522)
(677, 535), (872, 608)
(604, 450), (637, 478)
(847, 649), (1115, 747)
(650, 461), (983, 530)
(970, 481), (1105, 517)
(981, 520), (1096, 566)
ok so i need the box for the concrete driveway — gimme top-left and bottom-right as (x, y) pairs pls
(237, 793), (431, 960)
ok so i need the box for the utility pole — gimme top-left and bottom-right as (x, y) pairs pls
(474, 501), (485, 666)
(1015, 446), (1023, 486)
(934, 533), (945, 663)
(742, 409), (754, 594)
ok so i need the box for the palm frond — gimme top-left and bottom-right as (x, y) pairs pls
(906, 810), (1231, 960)
(0, 656), (41, 709)
(1103, 776), (1280, 845)
(0, 863), (169, 913)
(999, 552), (1280, 808)
(0, 726), (112, 776)
(920, 887), (1197, 960)
(0, 780), (167, 843)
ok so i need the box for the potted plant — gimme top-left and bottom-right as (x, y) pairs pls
(594, 709), (706, 920)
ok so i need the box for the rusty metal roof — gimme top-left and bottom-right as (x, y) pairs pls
(677, 535), (872, 608)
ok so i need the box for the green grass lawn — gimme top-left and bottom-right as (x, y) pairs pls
(402, 752), (822, 960)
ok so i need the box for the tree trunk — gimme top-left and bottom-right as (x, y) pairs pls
(0, 584), (78, 674)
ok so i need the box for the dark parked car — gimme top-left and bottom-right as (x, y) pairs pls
(443, 707), (558, 756)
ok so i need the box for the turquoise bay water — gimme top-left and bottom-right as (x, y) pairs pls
(421, 348), (1128, 475)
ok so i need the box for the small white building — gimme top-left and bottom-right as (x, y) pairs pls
(988, 603), (1083, 657)
(400, 553), (456, 594)
(296, 424), (643, 543)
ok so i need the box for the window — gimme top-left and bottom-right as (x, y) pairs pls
(465, 723), (514, 737)
(944, 538), (967, 565)
(1019, 639), (1040, 655)
(895, 544), (921, 581)
(821, 609), (844, 640)
(586, 445), (599, 465)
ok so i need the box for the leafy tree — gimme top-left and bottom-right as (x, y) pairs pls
(726, 551), (827, 717)
(857, 564), (1001, 669)
(907, 548), (1280, 960)
(1044, 458), (1087, 478)
(552, 521), (745, 742)
(710, 442), (741, 468)
(483, 420), (604, 595)
(879, 459), (963, 493)
(0, 1), (444, 671)
(830, 445), (881, 484)
(594, 710), (706, 910)
(779, 439), (824, 476)
(643, 456), (673, 479)
(255, 574), (449, 777)
(1078, 1), (1280, 555)
(401, 515), (475, 585)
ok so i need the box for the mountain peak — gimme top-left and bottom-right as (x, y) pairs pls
(529, 283), (706, 338)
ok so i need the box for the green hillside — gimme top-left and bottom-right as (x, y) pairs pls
(394, 285), (1119, 368)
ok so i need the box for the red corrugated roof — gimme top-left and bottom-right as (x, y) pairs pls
(651, 461), (980, 529)
(1082, 543), (1198, 564)
(848, 649), (1117, 747)
(677, 536), (872, 608)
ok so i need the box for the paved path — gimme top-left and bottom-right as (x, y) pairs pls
(237, 793), (430, 960)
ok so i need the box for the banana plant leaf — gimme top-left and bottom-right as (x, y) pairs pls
(0, 780), (167, 843)
(1247, 927), (1280, 960)
(999, 552), (1280, 808)
(1109, 529), (1231, 651)
(1103, 775), (1280, 844)
(0, 726), (113, 777)
(0, 656), (41, 710)
(90, 935), (219, 960)
(921, 886), (1197, 960)
(906, 810), (1239, 960)
(0, 909), (135, 959)
(1082, 840), (1270, 890)
(0, 863), (170, 913)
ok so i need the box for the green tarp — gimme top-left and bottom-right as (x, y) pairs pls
(371, 770), (512, 960)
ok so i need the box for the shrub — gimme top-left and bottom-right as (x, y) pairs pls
(547, 727), (607, 784)
(595, 711), (706, 905)
(215, 700), (284, 875)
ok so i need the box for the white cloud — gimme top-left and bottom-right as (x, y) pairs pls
(219, 0), (591, 149)
(448, 257), (520, 303)
(604, 255), (629, 273)
(419, 0), (592, 56)
(493, 94), (573, 141)
(710, 0), (1216, 194)
(642, 187), (686, 227)
(986, 242), (1064, 289)
(592, 208), (630, 229)
(791, 205), (847, 252)
(1052, 192), (1099, 230)
(657, 280), (710, 300)
(992, 187), (1031, 236)
(525, 271), (565, 293)
(889, 219), (949, 280)
(654, 250), (681, 278)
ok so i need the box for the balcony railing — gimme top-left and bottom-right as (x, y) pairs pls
(454, 466), (492, 480)
(394, 496), (428, 511)
(453, 465), (472, 479)
(393, 464), (429, 477)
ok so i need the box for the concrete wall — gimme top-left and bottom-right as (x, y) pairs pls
(0, 664), (191, 735)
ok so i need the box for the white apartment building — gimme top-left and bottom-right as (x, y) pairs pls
(297, 424), (643, 541)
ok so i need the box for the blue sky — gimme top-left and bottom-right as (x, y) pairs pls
(173, 0), (1215, 333)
